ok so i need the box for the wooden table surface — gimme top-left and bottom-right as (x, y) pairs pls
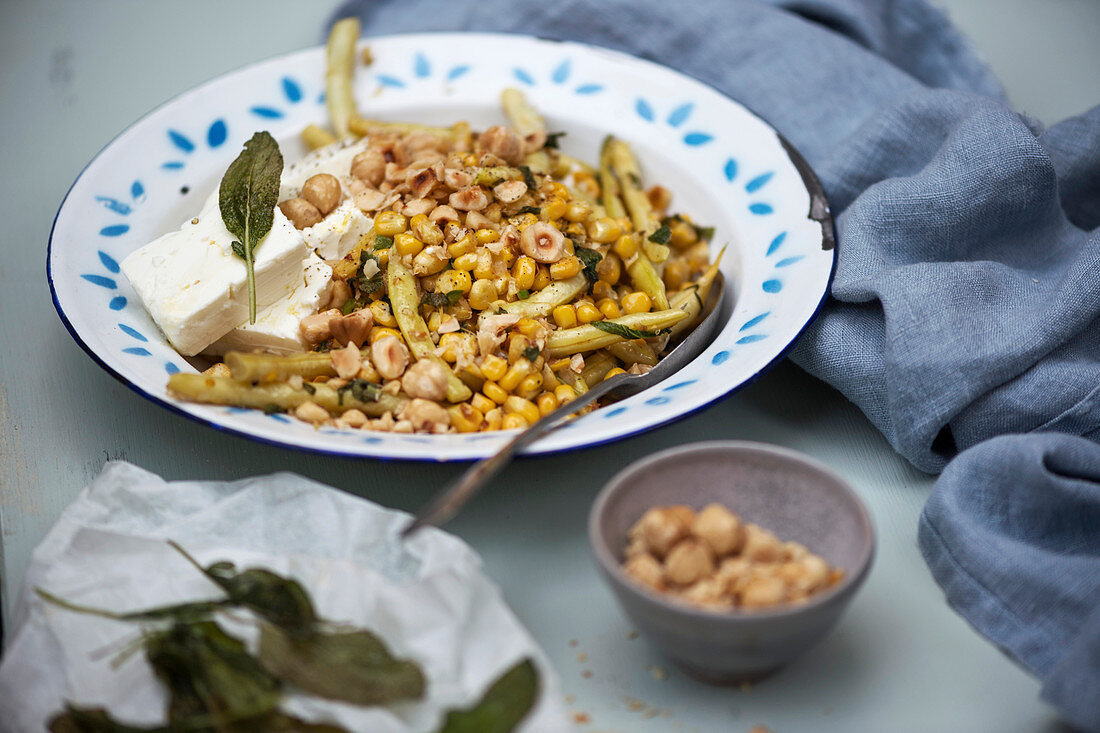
(2, 1), (1097, 730)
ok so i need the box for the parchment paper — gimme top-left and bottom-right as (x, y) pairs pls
(0, 461), (572, 732)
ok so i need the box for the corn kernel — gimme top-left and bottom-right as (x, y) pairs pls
(549, 182), (570, 199)
(448, 235), (476, 258)
(622, 291), (653, 314)
(369, 300), (398, 327)
(449, 403), (483, 433)
(686, 242), (711, 271)
(550, 255), (582, 280)
(541, 198), (567, 221)
(471, 393), (496, 415)
(492, 274), (510, 299)
(669, 219), (699, 248)
(475, 228), (500, 244)
(483, 407), (503, 431)
(503, 395), (540, 425)
(500, 359), (533, 391)
(552, 304), (578, 328)
(498, 246), (517, 267)
(394, 232), (424, 257)
(533, 264), (552, 291)
(507, 334), (532, 364)
(565, 200), (590, 222)
(427, 310), (443, 333)
(573, 172), (598, 199)
(592, 280), (615, 301)
(468, 279), (497, 311)
(517, 373), (544, 400)
(597, 298), (622, 319)
(515, 317), (541, 338)
(411, 214), (444, 246)
(502, 413), (529, 430)
(369, 326), (402, 344)
(588, 217), (622, 244)
(437, 269), (472, 295)
(374, 211), (407, 236)
(512, 256), (537, 290)
(663, 259), (691, 290)
(481, 354), (508, 382)
(576, 302), (602, 324)
(565, 221), (586, 239)
(549, 358), (572, 372)
(612, 233), (639, 259)
(437, 333), (465, 363)
(374, 247), (390, 265)
(647, 185), (672, 213)
(596, 252), (622, 284)
(473, 249), (494, 280)
(514, 212), (539, 229)
(554, 384), (578, 404)
(483, 381), (508, 405)
(604, 367), (628, 380)
(536, 391), (559, 416)
(453, 252), (478, 271)
(484, 203), (503, 223)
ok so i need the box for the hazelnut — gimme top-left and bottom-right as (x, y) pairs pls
(279, 197), (322, 229)
(477, 125), (526, 165)
(519, 221), (567, 263)
(298, 308), (341, 344)
(635, 505), (694, 558)
(493, 179), (527, 204)
(330, 341), (364, 380)
(330, 308), (374, 348)
(691, 503), (744, 556)
(679, 577), (731, 609)
(739, 576), (788, 610)
(351, 149), (386, 187)
(370, 336), (409, 380)
(401, 359), (448, 401)
(664, 538), (715, 586)
(449, 186), (490, 212)
(400, 398), (451, 432)
(293, 400), (329, 425)
(301, 173), (342, 216)
(741, 524), (783, 563)
(623, 553), (664, 591)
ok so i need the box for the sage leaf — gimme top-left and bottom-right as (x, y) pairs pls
(438, 658), (539, 733)
(258, 624), (426, 705)
(575, 247), (602, 283)
(648, 224), (671, 245)
(219, 131), (283, 324)
(37, 588), (227, 625)
(591, 320), (657, 340)
(170, 542), (318, 635)
(145, 621), (281, 726)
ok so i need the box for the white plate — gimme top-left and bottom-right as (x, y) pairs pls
(48, 32), (835, 461)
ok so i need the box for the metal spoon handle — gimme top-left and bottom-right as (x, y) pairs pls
(400, 376), (623, 537)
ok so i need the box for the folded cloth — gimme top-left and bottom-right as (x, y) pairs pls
(332, 0), (1100, 474)
(919, 434), (1100, 732)
(329, 0), (1100, 725)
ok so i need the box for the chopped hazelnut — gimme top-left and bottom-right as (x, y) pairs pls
(741, 523), (783, 563)
(623, 553), (664, 591)
(691, 503), (744, 556)
(664, 538), (715, 586)
(635, 505), (694, 558)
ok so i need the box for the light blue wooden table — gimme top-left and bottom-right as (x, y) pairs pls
(2, 1), (1097, 730)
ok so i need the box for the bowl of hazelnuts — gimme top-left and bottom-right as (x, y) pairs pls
(588, 440), (875, 682)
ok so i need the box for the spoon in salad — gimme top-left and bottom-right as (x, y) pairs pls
(401, 273), (726, 537)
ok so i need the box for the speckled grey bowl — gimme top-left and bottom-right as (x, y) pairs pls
(589, 440), (875, 682)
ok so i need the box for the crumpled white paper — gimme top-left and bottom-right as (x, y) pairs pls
(0, 461), (572, 733)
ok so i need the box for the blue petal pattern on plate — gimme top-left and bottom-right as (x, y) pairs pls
(510, 58), (603, 95)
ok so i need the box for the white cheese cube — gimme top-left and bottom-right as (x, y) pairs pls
(302, 199), (373, 260)
(205, 254), (333, 356)
(121, 193), (309, 356)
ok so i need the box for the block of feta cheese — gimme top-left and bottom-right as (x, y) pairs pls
(120, 192), (309, 356)
(205, 253), (333, 356)
(280, 139), (374, 260)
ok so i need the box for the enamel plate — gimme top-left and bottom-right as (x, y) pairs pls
(48, 33), (835, 461)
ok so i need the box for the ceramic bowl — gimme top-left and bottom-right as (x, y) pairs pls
(589, 440), (874, 682)
(48, 32), (835, 460)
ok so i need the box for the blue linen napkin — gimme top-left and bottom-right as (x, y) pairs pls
(920, 434), (1100, 732)
(331, 0), (1100, 726)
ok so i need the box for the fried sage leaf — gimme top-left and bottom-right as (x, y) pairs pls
(258, 624), (426, 706)
(170, 542), (317, 636)
(438, 658), (539, 733)
(37, 588), (226, 625)
(219, 131), (284, 324)
(48, 706), (351, 733)
(145, 621), (281, 726)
